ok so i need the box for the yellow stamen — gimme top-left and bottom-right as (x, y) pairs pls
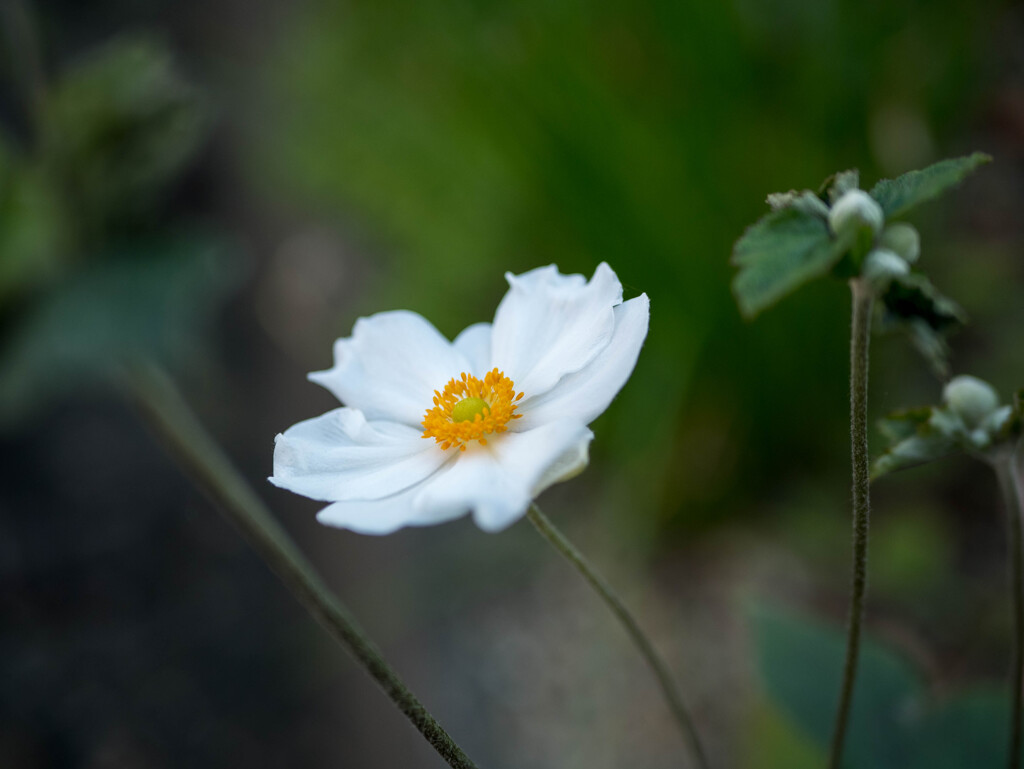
(421, 368), (522, 451)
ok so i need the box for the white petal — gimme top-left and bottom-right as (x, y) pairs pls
(308, 310), (472, 427)
(414, 420), (593, 532)
(453, 322), (492, 377)
(270, 408), (448, 502)
(491, 263), (623, 398)
(514, 294), (649, 430)
(316, 476), (464, 535)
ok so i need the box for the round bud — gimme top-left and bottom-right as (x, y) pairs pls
(879, 223), (921, 264)
(828, 190), (884, 239)
(942, 375), (1000, 429)
(862, 248), (909, 286)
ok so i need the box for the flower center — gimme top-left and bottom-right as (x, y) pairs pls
(421, 368), (523, 451)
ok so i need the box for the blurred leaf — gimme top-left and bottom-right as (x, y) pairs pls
(750, 604), (1023, 769)
(731, 207), (847, 318)
(744, 700), (823, 769)
(905, 690), (1016, 769)
(749, 603), (921, 769)
(0, 141), (68, 302)
(877, 273), (966, 378)
(877, 406), (932, 443)
(41, 37), (208, 235)
(873, 407), (959, 479)
(868, 153), (991, 220)
(0, 233), (238, 426)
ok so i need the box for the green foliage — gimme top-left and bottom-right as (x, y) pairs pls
(40, 37), (208, 237)
(868, 153), (991, 220)
(731, 207), (847, 318)
(874, 378), (1022, 478)
(876, 273), (966, 378)
(257, 0), (1005, 528)
(0, 234), (237, 425)
(750, 603), (1022, 769)
(0, 139), (68, 302)
(872, 407), (958, 479)
(823, 169), (860, 204)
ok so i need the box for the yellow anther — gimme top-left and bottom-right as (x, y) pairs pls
(421, 368), (520, 451)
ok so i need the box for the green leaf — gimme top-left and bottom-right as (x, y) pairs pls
(0, 233), (238, 426)
(731, 207), (847, 318)
(41, 37), (209, 235)
(877, 273), (966, 378)
(906, 689), (1019, 769)
(749, 604), (1023, 769)
(872, 406), (959, 479)
(868, 153), (991, 219)
(877, 406), (933, 443)
(749, 603), (922, 769)
(0, 143), (69, 302)
(822, 168), (860, 204)
(766, 189), (830, 218)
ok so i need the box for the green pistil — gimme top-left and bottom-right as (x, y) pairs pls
(451, 397), (488, 423)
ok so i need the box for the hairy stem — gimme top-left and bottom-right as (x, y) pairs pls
(828, 278), (874, 769)
(124, 363), (480, 769)
(995, 449), (1024, 769)
(526, 503), (710, 769)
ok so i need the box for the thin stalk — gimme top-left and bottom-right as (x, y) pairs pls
(828, 278), (874, 769)
(525, 503), (710, 769)
(124, 363), (480, 769)
(994, 449), (1024, 769)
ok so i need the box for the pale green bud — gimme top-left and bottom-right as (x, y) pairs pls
(943, 375), (1000, 429)
(828, 190), (884, 239)
(862, 248), (909, 286)
(879, 223), (921, 264)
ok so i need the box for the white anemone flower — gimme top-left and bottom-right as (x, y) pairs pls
(270, 263), (649, 534)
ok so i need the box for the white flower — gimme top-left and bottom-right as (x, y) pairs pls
(269, 263), (649, 534)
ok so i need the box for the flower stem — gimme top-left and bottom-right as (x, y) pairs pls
(994, 449), (1024, 769)
(123, 363), (480, 769)
(525, 503), (710, 769)
(828, 278), (874, 769)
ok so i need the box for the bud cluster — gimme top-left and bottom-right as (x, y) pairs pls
(828, 189), (921, 290)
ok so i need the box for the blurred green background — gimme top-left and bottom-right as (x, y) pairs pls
(1, 0), (1023, 767)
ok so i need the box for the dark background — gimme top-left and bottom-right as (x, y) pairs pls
(2, 0), (1023, 766)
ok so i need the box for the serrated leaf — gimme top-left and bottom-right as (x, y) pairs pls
(766, 190), (830, 217)
(0, 233), (238, 426)
(823, 169), (860, 204)
(872, 406), (959, 479)
(731, 207), (846, 318)
(868, 153), (991, 219)
(877, 273), (966, 378)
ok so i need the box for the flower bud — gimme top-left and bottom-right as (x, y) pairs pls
(828, 189), (884, 239)
(879, 223), (920, 264)
(943, 375), (1000, 429)
(862, 248), (909, 286)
